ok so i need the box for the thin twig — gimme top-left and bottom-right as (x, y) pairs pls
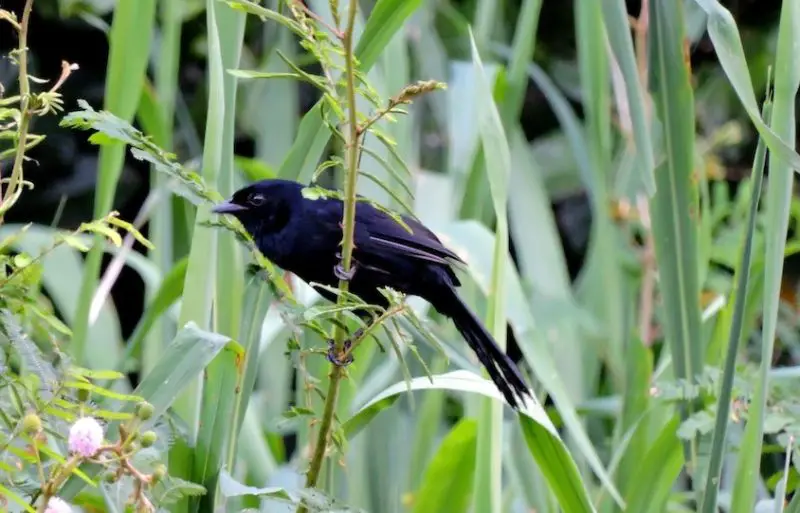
(340, 304), (407, 361)
(298, 2), (344, 39)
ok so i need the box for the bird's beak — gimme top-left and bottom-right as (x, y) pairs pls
(211, 200), (248, 214)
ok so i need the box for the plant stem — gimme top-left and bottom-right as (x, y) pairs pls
(302, 364), (343, 490)
(2, 0), (35, 216)
(334, 0), (362, 316)
(302, 0), (361, 501)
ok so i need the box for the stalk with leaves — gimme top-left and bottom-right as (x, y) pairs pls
(301, 0), (363, 494)
(0, 2), (77, 219)
(230, 0), (447, 501)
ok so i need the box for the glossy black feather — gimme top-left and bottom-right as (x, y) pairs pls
(213, 178), (531, 409)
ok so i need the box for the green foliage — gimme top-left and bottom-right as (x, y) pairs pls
(5, 0), (800, 512)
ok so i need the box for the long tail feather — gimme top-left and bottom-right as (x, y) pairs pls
(433, 286), (531, 409)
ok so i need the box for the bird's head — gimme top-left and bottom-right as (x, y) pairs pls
(212, 179), (301, 236)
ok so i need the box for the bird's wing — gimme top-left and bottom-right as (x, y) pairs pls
(356, 202), (464, 266)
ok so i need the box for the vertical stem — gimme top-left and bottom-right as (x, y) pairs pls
(2, 0), (35, 214)
(302, 0), (360, 500)
(145, 0), (182, 374)
(333, 0), (362, 317)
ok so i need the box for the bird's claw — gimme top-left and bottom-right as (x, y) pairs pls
(334, 262), (357, 281)
(326, 339), (354, 366)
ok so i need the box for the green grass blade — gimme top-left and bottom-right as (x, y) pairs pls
(277, 103), (332, 182)
(229, 276), (272, 464)
(355, 0), (422, 72)
(472, 0), (498, 49)
(691, 0), (800, 172)
(411, 419), (478, 513)
(70, 0), (156, 365)
(346, 370), (595, 513)
(700, 96), (772, 513)
(405, 357), (447, 492)
(624, 416), (684, 513)
(468, 28), (511, 513)
(786, 486), (800, 513)
(517, 417), (595, 513)
(731, 1), (800, 510)
(440, 220), (623, 506)
(601, 0), (656, 195)
(499, 0), (542, 123)
(506, 421), (555, 512)
(196, 341), (246, 510)
(614, 332), (654, 501)
(647, 0), (703, 459)
(212, 0), (246, 335)
(143, 0), (183, 374)
(573, 0), (629, 393)
(122, 257), (188, 371)
(192, 2), (247, 506)
(169, 0), (228, 506)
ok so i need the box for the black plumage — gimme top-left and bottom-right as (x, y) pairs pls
(212, 178), (531, 409)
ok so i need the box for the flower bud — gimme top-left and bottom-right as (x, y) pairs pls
(151, 463), (167, 483)
(136, 401), (154, 421)
(140, 431), (157, 448)
(22, 412), (41, 434)
(76, 387), (91, 403)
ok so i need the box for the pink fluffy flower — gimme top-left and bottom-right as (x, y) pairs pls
(68, 417), (104, 458)
(44, 497), (72, 513)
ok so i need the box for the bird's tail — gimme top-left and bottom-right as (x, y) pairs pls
(433, 285), (531, 409)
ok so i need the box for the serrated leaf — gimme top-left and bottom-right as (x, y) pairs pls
(219, 470), (291, 500)
(63, 381), (144, 402)
(223, 0), (306, 37)
(55, 233), (90, 252)
(105, 216), (154, 249)
(218, 470), (363, 511)
(61, 100), (215, 206)
(151, 475), (207, 506)
(677, 410), (716, 439)
(68, 368), (125, 381)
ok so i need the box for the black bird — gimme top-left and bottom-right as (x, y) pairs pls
(212, 178), (531, 409)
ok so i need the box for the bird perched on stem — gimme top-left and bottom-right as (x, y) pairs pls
(212, 178), (531, 409)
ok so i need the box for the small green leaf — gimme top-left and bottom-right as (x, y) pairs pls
(219, 470), (291, 500)
(63, 381), (144, 402)
(411, 419), (478, 513)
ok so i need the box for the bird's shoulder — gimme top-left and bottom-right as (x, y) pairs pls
(354, 201), (463, 266)
(292, 190), (462, 267)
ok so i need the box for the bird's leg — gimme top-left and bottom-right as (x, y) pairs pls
(325, 324), (370, 366)
(334, 251), (358, 281)
(326, 338), (355, 366)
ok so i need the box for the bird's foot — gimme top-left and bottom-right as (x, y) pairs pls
(326, 339), (354, 366)
(334, 264), (357, 281)
(334, 253), (358, 281)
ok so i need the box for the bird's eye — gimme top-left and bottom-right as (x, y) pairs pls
(248, 193), (266, 206)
